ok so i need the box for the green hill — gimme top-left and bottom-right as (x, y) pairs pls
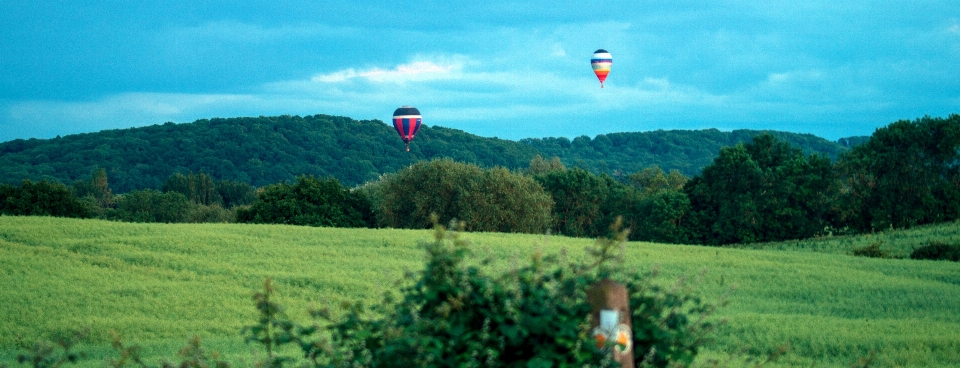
(0, 114), (853, 191)
(1, 217), (958, 366)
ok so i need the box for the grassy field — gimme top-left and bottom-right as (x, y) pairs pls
(1, 216), (958, 367)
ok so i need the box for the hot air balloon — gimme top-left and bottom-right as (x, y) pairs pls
(392, 106), (422, 152)
(591, 49), (612, 88)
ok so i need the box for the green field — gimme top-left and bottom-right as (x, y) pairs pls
(2, 216), (959, 367)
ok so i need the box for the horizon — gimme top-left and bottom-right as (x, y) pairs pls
(2, 1), (958, 143)
(0, 112), (873, 145)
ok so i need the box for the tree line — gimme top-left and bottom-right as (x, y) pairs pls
(0, 114), (856, 192)
(2, 115), (957, 245)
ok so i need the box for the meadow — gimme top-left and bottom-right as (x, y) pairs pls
(1, 216), (958, 367)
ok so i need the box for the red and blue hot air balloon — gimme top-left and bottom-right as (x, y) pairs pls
(392, 106), (422, 152)
(591, 49), (612, 88)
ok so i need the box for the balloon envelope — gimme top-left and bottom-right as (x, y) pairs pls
(591, 49), (612, 88)
(392, 106), (422, 151)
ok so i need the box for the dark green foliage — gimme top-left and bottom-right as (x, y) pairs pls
(214, 180), (255, 208)
(251, 222), (718, 367)
(376, 159), (554, 233)
(236, 176), (373, 228)
(162, 172), (221, 206)
(522, 129), (848, 179)
(851, 241), (889, 259)
(0, 180), (90, 218)
(910, 241), (960, 262)
(534, 168), (614, 238)
(108, 189), (192, 223)
(628, 165), (688, 196)
(631, 191), (693, 244)
(835, 115), (960, 232)
(0, 115), (543, 191)
(684, 134), (835, 245)
(71, 168), (114, 209)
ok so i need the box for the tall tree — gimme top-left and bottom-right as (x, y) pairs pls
(684, 134), (834, 245)
(835, 115), (960, 231)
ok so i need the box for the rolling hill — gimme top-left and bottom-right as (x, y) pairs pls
(0, 114), (859, 192)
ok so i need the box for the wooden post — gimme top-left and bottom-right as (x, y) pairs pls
(587, 278), (634, 367)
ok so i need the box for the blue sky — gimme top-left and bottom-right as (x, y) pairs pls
(1, 1), (958, 143)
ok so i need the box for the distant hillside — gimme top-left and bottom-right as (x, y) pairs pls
(0, 114), (852, 191)
(522, 129), (851, 178)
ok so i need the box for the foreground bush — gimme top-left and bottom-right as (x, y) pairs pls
(238, 220), (721, 367)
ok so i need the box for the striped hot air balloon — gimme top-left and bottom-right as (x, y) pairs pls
(392, 106), (422, 152)
(591, 49), (612, 88)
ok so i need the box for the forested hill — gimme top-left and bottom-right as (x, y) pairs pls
(521, 129), (854, 178)
(0, 114), (855, 192)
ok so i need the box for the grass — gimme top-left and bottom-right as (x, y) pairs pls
(1, 216), (959, 367)
(733, 220), (960, 258)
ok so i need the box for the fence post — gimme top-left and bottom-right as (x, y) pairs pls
(587, 278), (634, 367)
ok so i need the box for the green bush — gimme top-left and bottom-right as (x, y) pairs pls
(851, 241), (888, 259)
(910, 241), (960, 262)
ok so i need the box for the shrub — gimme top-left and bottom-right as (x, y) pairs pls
(851, 241), (888, 258)
(910, 241), (960, 262)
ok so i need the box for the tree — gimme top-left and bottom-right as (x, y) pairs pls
(0, 179), (90, 218)
(629, 165), (688, 197)
(534, 168), (613, 237)
(236, 176), (373, 228)
(109, 189), (192, 223)
(377, 159), (554, 233)
(684, 134), (834, 245)
(71, 167), (114, 210)
(835, 115), (960, 231)
(162, 171), (221, 206)
(523, 154), (566, 176)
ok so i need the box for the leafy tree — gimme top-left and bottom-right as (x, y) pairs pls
(835, 115), (960, 232)
(236, 176), (373, 228)
(377, 159), (553, 233)
(534, 168), (614, 237)
(628, 165), (688, 197)
(0, 179), (90, 218)
(523, 154), (566, 176)
(162, 171), (221, 206)
(215, 179), (256, 208)
(684, 134), (834, 245)
(71, 168), (114, 209)
(108, 189), (192, 223)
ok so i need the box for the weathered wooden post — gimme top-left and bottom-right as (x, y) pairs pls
(587, 278), (634, 367)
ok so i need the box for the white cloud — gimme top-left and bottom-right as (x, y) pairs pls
(311, 60), (463, 84)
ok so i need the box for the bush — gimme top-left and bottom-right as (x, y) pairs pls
(851, 241), (888, 259)
(910, 241), (960, 262)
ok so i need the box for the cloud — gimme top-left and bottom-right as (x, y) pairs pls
(311, 60), (463, 83)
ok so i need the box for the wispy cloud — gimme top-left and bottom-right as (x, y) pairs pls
(311, 60), (463, 83)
